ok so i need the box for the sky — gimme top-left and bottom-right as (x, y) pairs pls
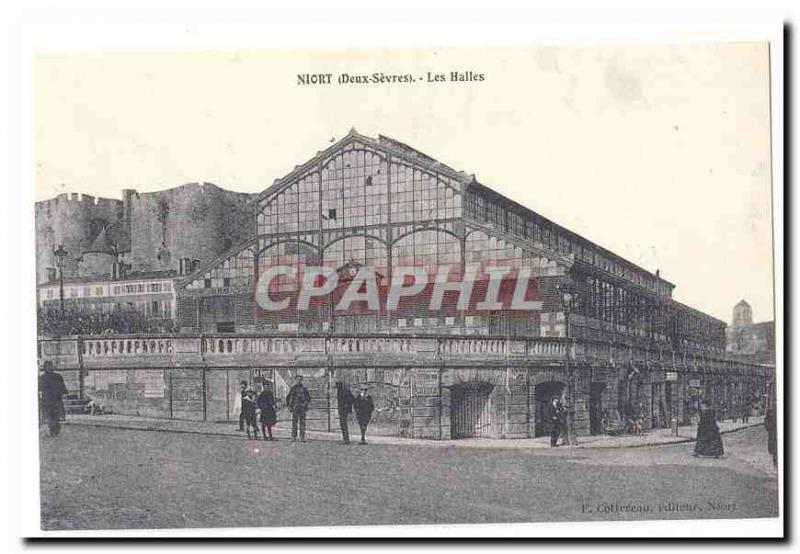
(34, 43), (774, 323)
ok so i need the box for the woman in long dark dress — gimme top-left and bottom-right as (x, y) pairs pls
(694, 401), (724, 457)
(256, 382), (278, 441)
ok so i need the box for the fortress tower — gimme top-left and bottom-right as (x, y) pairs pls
(34, 193), (126, 284)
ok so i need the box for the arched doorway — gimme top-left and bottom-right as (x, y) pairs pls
(533, 381), (566, 437)
(450, 381), (494, 439)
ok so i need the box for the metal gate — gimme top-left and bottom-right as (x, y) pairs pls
(450, 382), (494, 439)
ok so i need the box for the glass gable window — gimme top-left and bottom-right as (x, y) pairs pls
(321, 149), (388, 230)
(390, 163), (459, 224)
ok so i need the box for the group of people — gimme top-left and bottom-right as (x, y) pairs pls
(235, 375), (375, 445)
(36, 361), (780, 469)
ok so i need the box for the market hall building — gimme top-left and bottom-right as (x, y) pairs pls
(39, 130), (770, 440)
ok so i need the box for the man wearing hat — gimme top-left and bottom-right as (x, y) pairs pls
(335, 381), (356, 444)
(353, 386), (375, 445)
(39, 360), (68, 437)
(546, 395), (566, 447)
(285, 374), (311, 442)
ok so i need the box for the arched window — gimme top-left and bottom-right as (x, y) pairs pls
(391, 229), (460, 270)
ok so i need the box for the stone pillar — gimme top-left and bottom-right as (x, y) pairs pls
(440, 378), (452, 440)
(398, 371), (413, 438)
(527, 370), (537, 438)
(572, 367), (590, 436)
(411, 369), (443, 439)
(504, 368), (530, 439)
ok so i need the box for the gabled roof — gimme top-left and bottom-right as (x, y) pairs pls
(736, 299), (751, 308)
(254, 128), (473, 205)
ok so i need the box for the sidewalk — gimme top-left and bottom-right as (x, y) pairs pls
(63, 413), (765, 450)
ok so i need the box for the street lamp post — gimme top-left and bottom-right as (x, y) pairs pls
(559, 282), (577, 445)
(53, 244), (69, 317)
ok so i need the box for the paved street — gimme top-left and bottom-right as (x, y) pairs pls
(39, 424), (779, 530)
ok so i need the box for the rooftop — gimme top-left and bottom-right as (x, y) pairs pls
(39, 269), (180, 287)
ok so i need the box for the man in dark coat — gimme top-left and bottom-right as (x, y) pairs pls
(256, 382), (278, 441)
(765, 403), (777, 467)
(237, 380), (248, 431)
(336, 381), (356, 444)
(353, 387), (375, 445)
(546, 396), (565, 447)
(39, 360), (68, 437)
(286, 374), (311, 442)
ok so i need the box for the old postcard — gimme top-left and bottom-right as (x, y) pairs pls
(19, 20), (783, 538)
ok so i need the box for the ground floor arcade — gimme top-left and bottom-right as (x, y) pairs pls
(52, 363), (766, 440)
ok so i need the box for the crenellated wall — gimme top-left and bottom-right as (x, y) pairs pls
(35, 184), (257, 285)
(35, 193), (125, 284)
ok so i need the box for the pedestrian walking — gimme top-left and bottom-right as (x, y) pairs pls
(234, 380), (248, 431)
(546, 396), (564, 447)
(242, 389), (260, 440)
(286, 374), (311, 442)
(256, 381), (278, 441)
(353, 386), (375, 444)
(765, 388), (777, 467)
(39, 360), (68, 437)
(765, 405), (777, 466)
(336, 381), (356, 444)
(693, 400), (724, 458)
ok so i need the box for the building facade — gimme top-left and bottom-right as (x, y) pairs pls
(726, 300), (776, 364)
(37, 269), (183, 335)
(37, 130), (769, 440)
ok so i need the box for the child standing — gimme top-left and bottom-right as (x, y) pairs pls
(242, 389), (260, 440)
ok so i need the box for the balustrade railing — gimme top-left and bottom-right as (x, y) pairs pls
(37, 332), (770, 375)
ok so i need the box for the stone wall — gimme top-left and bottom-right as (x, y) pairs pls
(35, 193), (125, 284)
(57, 361), (766, 439)
(128, 183), (255, 274)
(35, 184), (257, 286)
